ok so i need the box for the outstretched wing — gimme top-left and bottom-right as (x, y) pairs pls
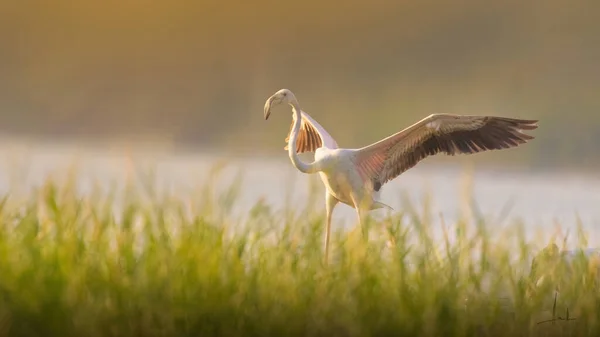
(352, 114), (538, 190)
(284, 110), (338, 153)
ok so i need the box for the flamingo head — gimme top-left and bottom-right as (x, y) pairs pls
(264, 88), (297, 120)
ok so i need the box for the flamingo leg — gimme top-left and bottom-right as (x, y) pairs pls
(324, 192), (338, 265)
(356, 208), (369, 241)
(351, 195), (370, 242)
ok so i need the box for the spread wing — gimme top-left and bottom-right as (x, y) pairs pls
(284, 110), (338, 153)
(352, 114), (538, 190)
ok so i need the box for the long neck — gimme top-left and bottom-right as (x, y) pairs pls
(288, 102), (318, 174)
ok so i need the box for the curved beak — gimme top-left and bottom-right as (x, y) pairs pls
(264, 96), (274, 120)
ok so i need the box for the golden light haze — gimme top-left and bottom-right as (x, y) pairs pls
(0, 0), (599, 168)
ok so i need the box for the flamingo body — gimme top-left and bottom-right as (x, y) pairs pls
(264, 88), (538, 263)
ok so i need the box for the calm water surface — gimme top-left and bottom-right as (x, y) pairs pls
(0, 142), (599, 246)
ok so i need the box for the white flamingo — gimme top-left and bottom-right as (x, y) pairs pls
(264, 88), (538, 262)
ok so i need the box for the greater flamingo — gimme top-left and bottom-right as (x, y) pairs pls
(264, 88), (538, 262)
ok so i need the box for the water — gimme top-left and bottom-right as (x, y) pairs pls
(0, 140), (599, 247)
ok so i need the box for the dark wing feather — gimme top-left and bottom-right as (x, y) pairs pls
(284, 117), (323, 153)
(354, 114), (538, 190)
(284, 113), (329, 153)
(284, 110), (339, 153)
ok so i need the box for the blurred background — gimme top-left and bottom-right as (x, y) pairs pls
(0, 0), (599, 237)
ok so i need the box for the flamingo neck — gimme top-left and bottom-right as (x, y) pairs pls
(288, 102), (318, 174)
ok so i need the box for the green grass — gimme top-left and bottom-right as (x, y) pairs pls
(0, 167), (598, 337)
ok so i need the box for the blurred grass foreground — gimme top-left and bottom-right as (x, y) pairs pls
(0, 166), (598, 337)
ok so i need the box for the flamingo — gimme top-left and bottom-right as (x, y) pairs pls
(263, 88), (538, 262)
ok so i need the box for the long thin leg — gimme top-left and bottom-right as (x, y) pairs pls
(324, 192), (338, 265)
(356, 208), (368, 241)
(351, 195), (369, 241)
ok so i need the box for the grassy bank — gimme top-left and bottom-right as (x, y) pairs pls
(0, 172), (597, 337)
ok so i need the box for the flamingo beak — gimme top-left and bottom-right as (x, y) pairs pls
(264, 96), (274, 120)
